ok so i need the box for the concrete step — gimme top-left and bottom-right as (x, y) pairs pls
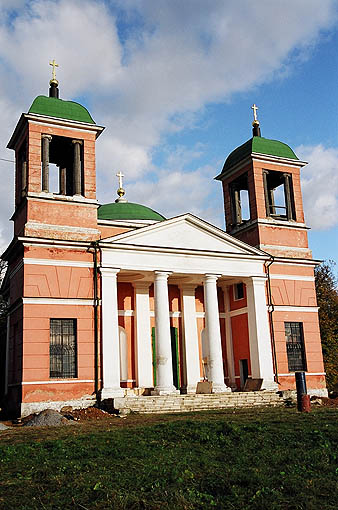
(113, 391), (283, 414)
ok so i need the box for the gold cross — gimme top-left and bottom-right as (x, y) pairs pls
(49, 59), (59, 81)
(251, 103), (258, 121)
(116, 171), (124, 189)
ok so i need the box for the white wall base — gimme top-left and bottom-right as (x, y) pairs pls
(282, 388), (328, 400)
(212, 383), (232, 393)
(20, 396), (96, 418)
(261, 380), (279, 391)
(151, 387), (180, 396)
(100, 387), (125, 399)
(308, 388), (328, 398)
(185, 384), (199, 394)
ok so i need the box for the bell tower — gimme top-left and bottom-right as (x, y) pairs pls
(216, 105), (311, 259)
(7, 65), (104, 242)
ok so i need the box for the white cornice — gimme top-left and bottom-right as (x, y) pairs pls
(251, 152), (307, 167)
(98, 219), (158, 228)
(26, 192), (98, 205)
(272, 259), (320, 267)
(24, 221), (99, 235)
(26, 114), (104, 135)
(20, 237), (91, 248)
(101, 242), (268, 261)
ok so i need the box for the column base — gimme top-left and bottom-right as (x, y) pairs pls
(186, 383), (199, 394)
(151, 386), (180, 396)
(212, 383), (232, 393)
(260, 380), (279, 391)
(100, 387), (125, 399)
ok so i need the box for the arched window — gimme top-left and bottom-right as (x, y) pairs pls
(118, 326), (128, 382)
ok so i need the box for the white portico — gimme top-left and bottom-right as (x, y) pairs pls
(99, 214), (277, 399)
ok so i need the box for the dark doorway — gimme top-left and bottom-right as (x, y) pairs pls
(239, 359), (249, 389)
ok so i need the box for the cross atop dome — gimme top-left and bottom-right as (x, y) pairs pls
(49, 59), (60, 98)
(49, 59), (59, 85)
(251, 103), (261, 137)
(115, 171), (128, 203)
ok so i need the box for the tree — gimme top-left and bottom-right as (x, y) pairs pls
(315, 260), (338, 393)
(0, 259), (7, 327)
(0, 259), (8, 401)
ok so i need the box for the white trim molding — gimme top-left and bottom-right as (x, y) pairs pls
(23, 258), (93, 268)
(270, 274), (315, 282)
(10, 379), (95, 386)
(22, 298), (95, 306)
(278, 372), (326, 377)
(118, 310), (134, 317)
(273, 306), (319, 312)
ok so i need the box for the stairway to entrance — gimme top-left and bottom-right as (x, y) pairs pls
(113, 391), (283, 414)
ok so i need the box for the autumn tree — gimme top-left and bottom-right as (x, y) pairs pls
(0, 259), (8, 400)
(315, 260), (338, 393)
(0, 259), (7, 327)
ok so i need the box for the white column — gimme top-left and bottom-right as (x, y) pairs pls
(100, 267), (124, 398)
(153, 271), (177, 395)
(180, 284), (200, 394)
(133, 282), (153, 389)
(246, 277), (277, 390)
(203, 274), (230, 393)
(221, 284), (236, 389)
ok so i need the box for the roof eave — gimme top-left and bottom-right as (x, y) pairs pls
(215, 151), (307, 181)
(7, 113), (105, 149)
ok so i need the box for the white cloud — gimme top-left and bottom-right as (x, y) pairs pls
(297, 144), (338, 230)
(0, 0), (337, 250)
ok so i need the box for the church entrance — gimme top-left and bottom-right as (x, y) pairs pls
(151, 327), (180, 390)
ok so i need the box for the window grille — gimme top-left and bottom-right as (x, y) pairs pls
(285, 322), (307, 372)
(50, 319), (77, 378)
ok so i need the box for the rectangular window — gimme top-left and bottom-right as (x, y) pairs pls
(234, 282), (244, 300)
(50, 319), (77, 378)
(285, 322), (307, 372)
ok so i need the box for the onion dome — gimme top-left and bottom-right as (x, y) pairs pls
(97, 202), (166, 221)
(28, 96), (95, 124)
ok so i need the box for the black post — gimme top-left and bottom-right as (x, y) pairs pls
(295, 371), (307, 411)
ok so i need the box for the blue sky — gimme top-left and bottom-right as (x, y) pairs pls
(0, 0), (337, 269)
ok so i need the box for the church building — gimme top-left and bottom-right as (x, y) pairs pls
(0, 72), (327, 417)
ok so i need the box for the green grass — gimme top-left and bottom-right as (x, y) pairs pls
(0, 407), (337, 509)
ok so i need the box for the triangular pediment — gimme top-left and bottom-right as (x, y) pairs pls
(100, 214), (265, 256)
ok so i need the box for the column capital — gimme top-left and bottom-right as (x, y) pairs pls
(72, 139), (83, 145)
(245, 276), (267, 288)
(154, 271), (172, 281)
(41, 134), (52, 141)
(178, 283), (197, 293)
(132, 281), (152, 290)
(100, 267), (120, 278)
(218, 281), (232, 291)
(204, 274), (221, 283)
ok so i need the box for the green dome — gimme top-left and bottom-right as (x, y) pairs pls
(28, 96), (95, 124)
(218, 136), (298, 177)
(98, 202), (166, 221)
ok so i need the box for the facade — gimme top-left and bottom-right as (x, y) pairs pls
(0, 83), (327, 417)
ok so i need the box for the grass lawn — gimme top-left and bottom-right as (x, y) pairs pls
(0, 407), (337, 509)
